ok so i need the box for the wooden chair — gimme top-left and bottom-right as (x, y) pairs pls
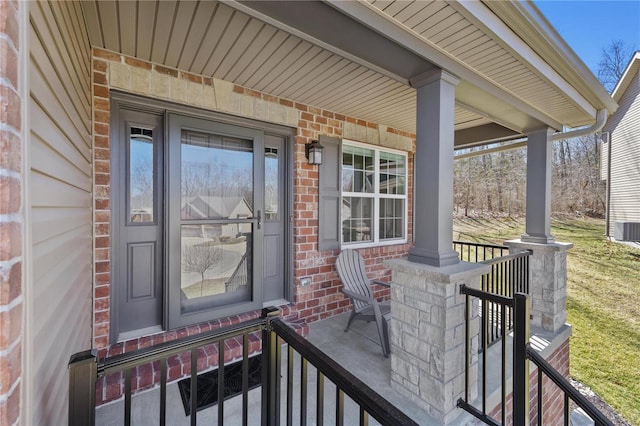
(335, 249), (391, 357)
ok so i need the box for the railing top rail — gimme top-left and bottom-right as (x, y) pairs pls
(270, 318), (419, 426)
(98, 317), (265, 376)
(460, 284), (515, 307)
(453, 240), (509, 250)
(480, 250), (531, 266)
(527, 347), (615, 426)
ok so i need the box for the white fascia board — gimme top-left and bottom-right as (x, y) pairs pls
(483, 1), (617, 114)
(612, 52), (640, 102)
(450, 0), (597, 119)
(327, 0), (564, 131)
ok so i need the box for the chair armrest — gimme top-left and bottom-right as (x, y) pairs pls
(342, 288), (375, 303)
(371, 279), (391, 288)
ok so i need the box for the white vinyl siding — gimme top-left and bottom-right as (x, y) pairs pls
(28, 1), (92, 424)
(603, 66), (640, 237)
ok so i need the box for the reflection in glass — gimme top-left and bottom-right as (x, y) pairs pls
(180, 224), (252, 313)
(342, 145), (374, 193)
(379, 198), (404, 240)
(379, 151), (406, 195)
(342, 196), (373, 243)
(129, 127), (154, 223)
(265, 147), (278, 220)
(181, 131), (253, 220)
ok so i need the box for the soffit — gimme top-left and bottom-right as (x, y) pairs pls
(81, 0), (422, 132)
(79, 0), (598, 146)
(366, 0), (596, 127)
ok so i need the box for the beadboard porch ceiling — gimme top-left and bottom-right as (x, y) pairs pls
(80, 0), (615, 149)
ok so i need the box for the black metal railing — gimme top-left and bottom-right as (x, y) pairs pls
(225, 252), (248, 292)
(454, 241), (530, 348)
(69, 308), (418, 426)
(480, 251), (530, 347)
(458, 284), (523, 426)
(457, 286), (614, 426)
(263, 310), (417, 425)
(453, 241), (509, 263)
(527, 348), (614, 426)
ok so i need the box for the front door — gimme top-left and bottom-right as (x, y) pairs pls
(167, 115), (279, 329)
(112, 99), (292, 340)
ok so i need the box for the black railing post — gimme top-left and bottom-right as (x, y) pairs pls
(513, 293), (531, 426)
(68, 349), (98, 426)
(261, 307), (280, 426)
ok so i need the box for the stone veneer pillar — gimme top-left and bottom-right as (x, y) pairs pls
(505, 240), (572, 333)
(385, 259), (489, 424)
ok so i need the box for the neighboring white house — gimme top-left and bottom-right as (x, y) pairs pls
(602, 52), (640, 241)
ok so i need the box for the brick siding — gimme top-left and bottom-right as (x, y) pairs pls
(487, 335), (570, 425)
(0, 1), (23, 424)
(92, 48), (415, 402)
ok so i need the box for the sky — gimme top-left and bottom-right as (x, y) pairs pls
(533, 1), (640, 76)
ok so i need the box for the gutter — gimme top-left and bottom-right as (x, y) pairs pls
(455, 109), (608, 160)
(550, 109), (608, 142)
(605, 131), (612, 237)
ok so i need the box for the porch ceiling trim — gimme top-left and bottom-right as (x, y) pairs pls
(327, 0), (565, 132)
(449, 0), (597, 120)
(484, 0), (617, 115)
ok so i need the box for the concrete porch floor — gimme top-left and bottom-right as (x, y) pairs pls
(96, 312), (482, 425)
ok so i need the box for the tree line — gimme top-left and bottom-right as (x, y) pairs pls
(453, 134), (605, 217)
(453, 40), (634, 218)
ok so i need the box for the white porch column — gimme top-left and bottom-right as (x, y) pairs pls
(523, 128), (555, 243)
(408, 69), (460, 267)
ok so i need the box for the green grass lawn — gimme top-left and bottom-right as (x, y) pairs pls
(453, 216), (640, 424)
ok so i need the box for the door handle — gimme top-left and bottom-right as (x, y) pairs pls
(256, 210), (262, 230)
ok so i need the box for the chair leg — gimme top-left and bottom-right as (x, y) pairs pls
(344, 310), (357, 332)
(375, 314), (390, 357)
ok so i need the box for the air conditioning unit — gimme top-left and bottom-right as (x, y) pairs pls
(614, 222), (640, 241)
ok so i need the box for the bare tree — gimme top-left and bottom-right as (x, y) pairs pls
(597, 40), (634, 93)
(183, 242), (222, 296)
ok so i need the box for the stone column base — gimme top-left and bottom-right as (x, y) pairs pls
(505, 240), (573, 333)
(384, 259), (490, 424)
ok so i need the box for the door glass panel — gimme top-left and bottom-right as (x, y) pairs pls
(129, 127), (154, 223)
(180, 225), (252, 313)
(181, 131), (253, 220)
(179, 129), (254, 315)
(265, 147), (279, 220)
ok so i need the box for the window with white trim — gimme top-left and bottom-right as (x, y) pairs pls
(341, 141), (407, 246)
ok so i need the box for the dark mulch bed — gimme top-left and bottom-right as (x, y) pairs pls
(570, 378), (631, 426)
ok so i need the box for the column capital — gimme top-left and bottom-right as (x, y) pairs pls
(410, 68), (460, 89)
(525, 127), (554, 138)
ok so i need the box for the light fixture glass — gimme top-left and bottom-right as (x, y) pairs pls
(305, 140), (324, 165)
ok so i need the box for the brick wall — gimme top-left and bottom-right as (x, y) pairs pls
(92, 48), (415, 401)
(487, 335), (570, 425)
(0, 1), (22, 424)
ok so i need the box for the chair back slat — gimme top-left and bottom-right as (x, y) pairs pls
(336, 250), (372, 312)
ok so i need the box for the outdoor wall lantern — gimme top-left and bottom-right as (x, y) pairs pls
(305, 140), (324, 165)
